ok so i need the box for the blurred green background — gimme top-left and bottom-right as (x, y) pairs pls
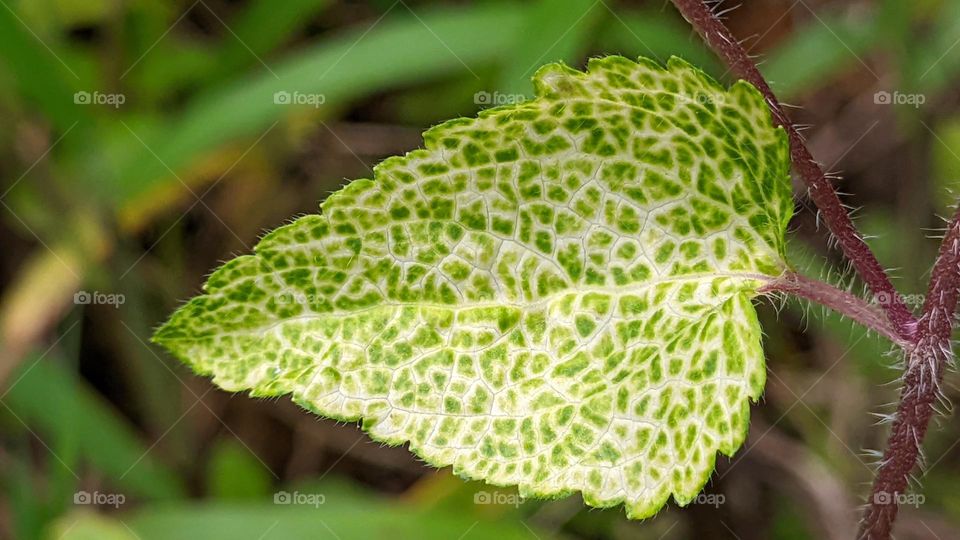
(1, 0), (959, 538)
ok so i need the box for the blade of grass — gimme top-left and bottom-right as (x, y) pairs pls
(86, 4), (528, 212)
(0, 2), (88, 130)
(3, 356), (184, 500)
(497, 0), (602, 96)
(51, 480), (548, 540)
(761, 8), (880, 99)
(206, 0), (332, 81)
(593, 8), (721, 76)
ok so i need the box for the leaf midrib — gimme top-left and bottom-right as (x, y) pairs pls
(163, 270), (779, 343)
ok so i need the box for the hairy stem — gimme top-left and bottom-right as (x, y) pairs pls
(860, 206), (960, 538)
(669, 0), (917, 342)
(665, 1), (960, 538)
(761, 272), (905, 347)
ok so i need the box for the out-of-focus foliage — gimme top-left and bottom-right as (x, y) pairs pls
(50, 480), (551, 540)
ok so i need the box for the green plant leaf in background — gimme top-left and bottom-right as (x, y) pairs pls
(49, 479), (551, 540)
(153, 56), (792, 519)
(2, 357), (184, 501)
(497, 0), (602, 96)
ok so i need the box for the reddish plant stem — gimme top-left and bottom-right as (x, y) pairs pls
(666, 1), (960, 538)
(859, 206), (960, 539)
(669, 0), (917, 343)
(761, 272), (905, 347)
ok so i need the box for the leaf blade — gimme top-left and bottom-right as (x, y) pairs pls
(155, 55), (791, 518)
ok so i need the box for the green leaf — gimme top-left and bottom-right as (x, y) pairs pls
(594, 9), (721, 78)
(760, 7), (880, 100)
(206, 440), (272, 500)
(205, 0), (332, 81)
(95, 4), (527, 209)
(49, 479), (554, 540)
(154, 56), (792, 518)
(4, 356), (184, 501)
(497, 0), (602, 96)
